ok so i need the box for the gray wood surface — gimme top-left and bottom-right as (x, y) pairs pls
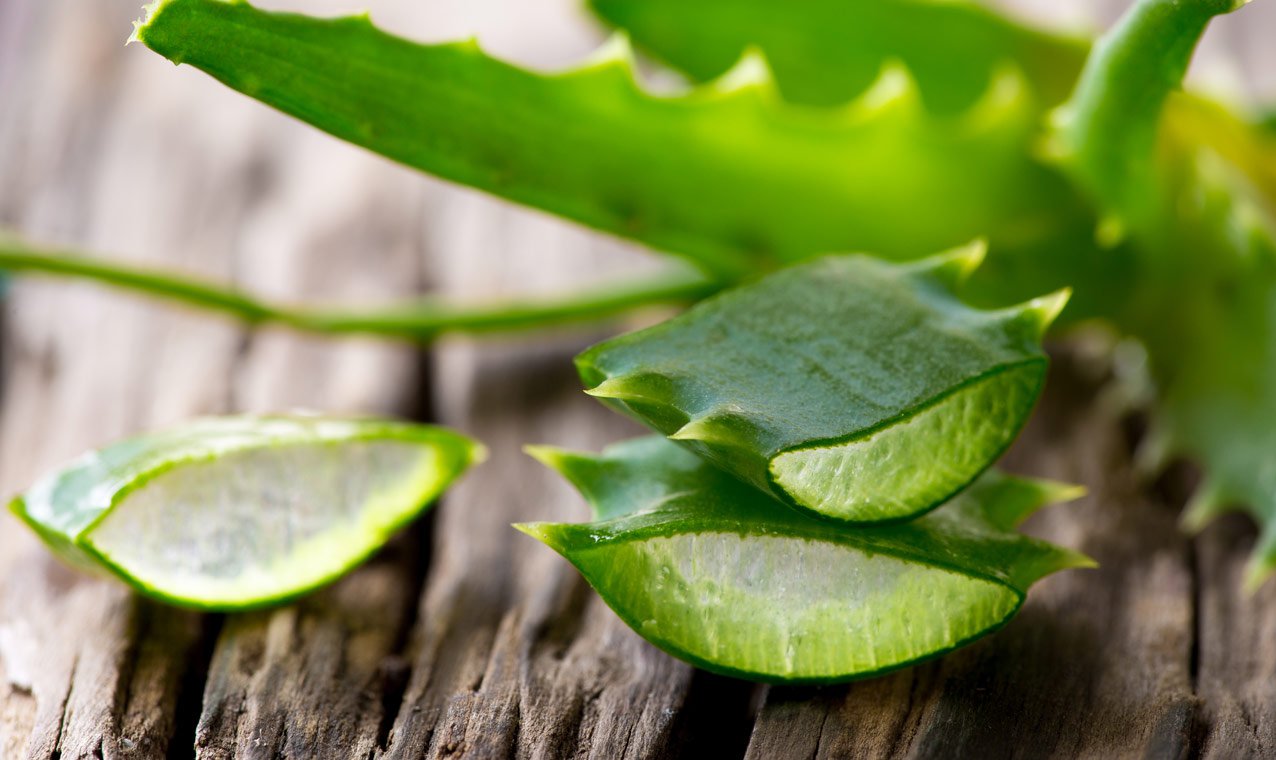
(1, 0), (1274, 758)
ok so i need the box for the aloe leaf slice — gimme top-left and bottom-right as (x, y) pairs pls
(9, 415), (483, 610)
(132, 0), (1090, 297)
(588, 0), (1089, 113)
(519, 436), (1090, 684)
(576, 248), (1066, 523)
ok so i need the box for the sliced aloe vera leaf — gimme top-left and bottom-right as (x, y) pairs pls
(576, 248), (1067, 523)
(589, 0), (1089, 113)
(9, 415), (483, 610)
(520, 436), (1090, 684)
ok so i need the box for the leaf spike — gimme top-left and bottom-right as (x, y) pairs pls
(524, 444), (614, 518)
(1004, 288), (1071, 340)
(583, 375), (655, 403)
(910, 239), (987, 289)
(1243, 520), (1276, 594)
(984, 475), (1086, 531)
(512, 522), (565, 552)
(668, 412), (739, 446)
(1133, 424), (1176, 478)
(1180, 478), (1231, 533)
(841, 60), (922, 124)
(706, 45), (777, 99)
(571, 31), (637, 80)
(959, 62), (1033, 135)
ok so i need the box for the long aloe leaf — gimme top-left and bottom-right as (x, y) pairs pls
(1054, 0), (1276, 586)
(576, 248), (1066, 523)
(132, 0), (1120, 314)
(519, 436), (1091, 684)
(0, 235), (714, 341)
(588, 0), (1089, 112)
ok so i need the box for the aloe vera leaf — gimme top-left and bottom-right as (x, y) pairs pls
(576, 248), (1067, 523)
(131, 0), (1117, 308)
(1054, 0), (1276, 585)
(519, 436), (1090, 684)
(9, 415), (483, 610)
(588, 0), (1089, 113)
(0, 235), (715, 341)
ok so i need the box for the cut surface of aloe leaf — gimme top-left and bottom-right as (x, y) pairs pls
(9, 415), (483, 610)
(577, 249), (1065, 523)
(521, 436), (1090, 683)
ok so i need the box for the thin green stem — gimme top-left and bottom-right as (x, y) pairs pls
(0, 236), (718, 341)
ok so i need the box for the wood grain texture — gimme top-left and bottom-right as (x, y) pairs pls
(2, 1), (1276, 759)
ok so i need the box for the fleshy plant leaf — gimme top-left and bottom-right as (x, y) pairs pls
(10, 414), (483, 610)
(1052, 0), (1276, 586)
(132, 0), (1115, 312)
(576, 248), (1067, 523)
(520, 436), (1091, 684)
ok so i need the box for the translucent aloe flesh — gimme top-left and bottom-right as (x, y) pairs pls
(10, 415), (483, 609)
(589, 0), (1089, 113)
(131, 0), (1120, 315)
(521, 436), (1090, 683)
(577, 249), (1065, 523)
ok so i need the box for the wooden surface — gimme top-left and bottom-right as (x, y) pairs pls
(2, 1), (1275, 758)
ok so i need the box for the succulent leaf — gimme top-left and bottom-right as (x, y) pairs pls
(132, 0), (1113, 310)
(1054, 0), (1276, 584)
(520, 435), (1091, 683)
(576, 250), (1064, 523)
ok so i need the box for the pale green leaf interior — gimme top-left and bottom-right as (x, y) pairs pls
(770, 365), (1039, 521)
(84, 440), (445, 605)
(575, 531), (1018, 680)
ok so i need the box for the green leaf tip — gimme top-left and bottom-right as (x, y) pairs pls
(909, 239), (988, 289)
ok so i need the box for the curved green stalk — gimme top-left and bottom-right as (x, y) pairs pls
(1056, 0), (1250, 231)
(0, 237), (715, 341)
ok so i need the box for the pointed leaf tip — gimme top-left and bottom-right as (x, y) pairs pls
(583, 375), (641, 401)
(1180, 480), (1230, 533)
(1017, 288), (1071, 338)
(669, 413), (740, 446)
(512, 522), (563, 551)
(577, 32), (636, 75)
(710, 46), (777, 96)
(915, 240), (988, 288)
(1243, 556), (1275, 595)
(849, 61), (921, 119)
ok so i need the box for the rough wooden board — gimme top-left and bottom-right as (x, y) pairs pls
(3, 0), (1276, 758)
(373, 186), (731, 759)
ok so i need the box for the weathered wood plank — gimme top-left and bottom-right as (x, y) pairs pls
(375, 189), (737, 758)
